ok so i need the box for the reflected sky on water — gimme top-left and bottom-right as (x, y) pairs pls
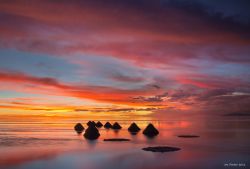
(0, 117), (249, 169)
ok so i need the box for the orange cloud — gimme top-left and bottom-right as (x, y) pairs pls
(0, 71), (163, 106)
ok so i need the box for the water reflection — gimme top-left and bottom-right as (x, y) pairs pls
(85, 139), (98, 149)
(0, 118), (249, 169)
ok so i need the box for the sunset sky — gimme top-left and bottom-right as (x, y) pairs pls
(0, 0), (250, 118)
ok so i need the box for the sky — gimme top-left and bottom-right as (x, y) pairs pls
(0, 0), (250, 119)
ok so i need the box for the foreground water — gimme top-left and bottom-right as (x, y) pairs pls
(0, 116), (249, 169)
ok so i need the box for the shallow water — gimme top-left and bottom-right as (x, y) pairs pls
(0, 117), (249, 169)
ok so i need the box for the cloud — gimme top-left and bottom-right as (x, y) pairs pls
(133, 92), (168, 102)
(157, 87), (250, 115)
(0, 0), (250, 116)
(109, 72), (145, 83)
(1, 70), (250, 115)
(198, 89), (250, 114)
(176, 73), (249, 89)
(0, 70), (163, 105)
(0, 0), (250, 67)
(0, 70), (64, 87)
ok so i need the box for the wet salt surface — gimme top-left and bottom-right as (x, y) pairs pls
(0, 118), (249, 169)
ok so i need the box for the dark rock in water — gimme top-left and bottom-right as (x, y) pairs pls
(104, 122), (112, 129)
(84, 125), (100, 140)
(128, 122), (140, 133)
(87, 121), (95, 126)
(96, 121), (103, 128)
(142, 146), (180, 153)
(87, 121), (92, 126)
(74, 123), (84, 133)
(104, 138), (130, 141)
(178, 135), (200, 138)
(112, 122), (122, 129)
(143, 123), (159, 137)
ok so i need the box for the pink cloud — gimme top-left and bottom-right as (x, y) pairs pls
(0, 70), (163, 105)
(0, 0), (249, 67)
(176, 74), (249, 89)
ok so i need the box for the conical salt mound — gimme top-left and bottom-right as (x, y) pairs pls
(87, 121), (95, 127)
(74, 123), (84, 133)
(104, 122), (112, 129)
(84, 125), (100, 140)
(96, 121), (103, 128)
(143, 123), (159, 137)
(128, 122), (140, 133)
(112, 122), (122, 130)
